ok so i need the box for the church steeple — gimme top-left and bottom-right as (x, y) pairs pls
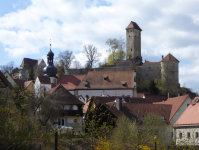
(43, 44), (57, 78)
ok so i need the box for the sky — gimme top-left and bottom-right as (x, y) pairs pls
(0, 0), (199, 92)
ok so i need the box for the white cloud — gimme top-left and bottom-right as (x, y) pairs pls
(0, 0), (199, 90)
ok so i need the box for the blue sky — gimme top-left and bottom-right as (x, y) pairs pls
(0, 0), (199, 92)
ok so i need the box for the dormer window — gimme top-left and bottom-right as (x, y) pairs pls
(85, 82), (89, 87)
(122, 82), (127, 86)
(104, 76), (109, 80)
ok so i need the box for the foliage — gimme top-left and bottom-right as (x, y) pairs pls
(107, 50), (126, 65)
(55, 64), (64, 78)
(0, 88), (54, 150)
(149, 80), (159, 94)
(105, 37), (125, 62)
(72, 60), (82, 69)
(28, 67), (34, 80)
(83, 44), (101, 68)
(11, 67), (19, 74)
(57, 50), (75, 70)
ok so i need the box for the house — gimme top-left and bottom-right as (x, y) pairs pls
(58, 74), (86, 95)
(12, 73), (19, 79)
(173, 97), (199, 146)
(76, 95), (85, 104)
(19, 58), (46, 80)
(48, 84), (84, 130)
(154, 94), (192, 125)
(137, 93), (169, 102)
(75, 70), (136, 98)
(3, 71), (19, 88)
(0, 71), (12, 89)
(24, 80), (35, 94)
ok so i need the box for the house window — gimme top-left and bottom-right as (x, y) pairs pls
(196, 132), (198, 138)
(28, 90), (30, 94)
(31, 84), (33, 87)
(64, 105), (72, 110)
(187, 132), (190, 138)
(179, 133), (182, 139)
(6, 75), (8, 78)
(58, 118), (65, 126)
(173, 63), (174, 67)
(131, 48), (132, 51)
(148, 67), (151, 69)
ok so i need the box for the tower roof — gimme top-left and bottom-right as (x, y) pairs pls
(125, 21), (142, 31)
(161, 53), (179, 62)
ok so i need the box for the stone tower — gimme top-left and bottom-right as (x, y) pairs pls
(161, 53), (179, 87)
(126, 21), (142, 62)
(43, 44), (58, 85)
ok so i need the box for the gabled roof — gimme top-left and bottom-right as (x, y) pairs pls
(161, 53), (179, 62)
(174, 97), (199, 127)
(122, 103), (172, 123)
(14, 79), (26, 87)
(37, 76), (51, 84)
(24, 80), (34, 88)
(0, 71), (12, 89)
(142, 61), (161, 66)
(58, 75), (86, 90)
(126, 21), (142, 31)
(76, 70), (134, 90)
(48, 84), (84, 105)
(20, 58), (38, 69)
(154, 94), (190, 121)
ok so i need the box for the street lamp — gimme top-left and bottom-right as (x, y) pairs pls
(154, 134), (157, 150)
(54, 122), (58, 150)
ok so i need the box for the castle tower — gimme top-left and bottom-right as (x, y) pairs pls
(43, 44), (58, 85)
(126, 21), (142, 61)
(161, 53), (179, 88)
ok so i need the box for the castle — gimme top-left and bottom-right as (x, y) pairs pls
(66, 21), (180, 88)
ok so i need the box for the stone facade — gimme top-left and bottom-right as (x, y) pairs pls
(65, 21), (180, 88)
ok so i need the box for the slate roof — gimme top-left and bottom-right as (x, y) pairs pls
(48, 84), (84, 105)
(37, 76), (51, 84)
(174, 97), (199, 127)
(126, 21), (142, 31)
(76, 70), (134, 90)
(154, 94), (190, 121)
(142, 61), (161, 66)
(58, 75), (86, 90)
(14, 79), (26, 87)
(161, 53), (179, 62)
(0, 71), (13, 89)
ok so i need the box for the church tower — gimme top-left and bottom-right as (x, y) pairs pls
(126, 21), (142, 61)
(43, 44), (58, 85)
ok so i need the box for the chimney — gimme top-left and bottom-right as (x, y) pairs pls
(116, 98), (122, 111)
(162, 55), (164, 60)
(168, 93), (170, 99)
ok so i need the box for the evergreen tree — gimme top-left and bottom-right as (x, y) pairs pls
(28, 67), (34, 80)
(149, 80), (159, 94)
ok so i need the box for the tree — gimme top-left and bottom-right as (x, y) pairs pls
(107, 50), (126, 65)
(57, 50), (75, 70)
(72, 60), (82, 69)
(0, 61), (15, 74)
(149, 80), (159, 94)
(28, 67), (34, 80)
(105, 37), (125, 62)
(83, 44), (101, 68)
(11, 67), (19, 74)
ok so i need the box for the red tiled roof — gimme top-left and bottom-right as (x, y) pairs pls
(48, 84), (84, 105)
(161, 53), (179, 62)
(76, 70), (134, 90)
(126, 21), (142, 31)
(14, 79), (26, 87)
(123, 103), (172, 123)
(174, 97), (199, 127)
(154, 94), (190, 121)
(142, 61), (161, 65)
(24, 80), (33, 88)
(0, 71), (13, 89)
(38, 76), (51, 84)
(58, 75), (85, 90)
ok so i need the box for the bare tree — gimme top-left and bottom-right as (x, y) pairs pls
(0, 61), (15, 74)
(72, 60), (82, 69)
(83, 44), (101, 68)
(105, 37), (125, 61)
(57, 50), (75, 70)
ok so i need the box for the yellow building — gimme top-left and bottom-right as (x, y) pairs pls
(24, 80), (35, 94)
(4, 71), (19, 88)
